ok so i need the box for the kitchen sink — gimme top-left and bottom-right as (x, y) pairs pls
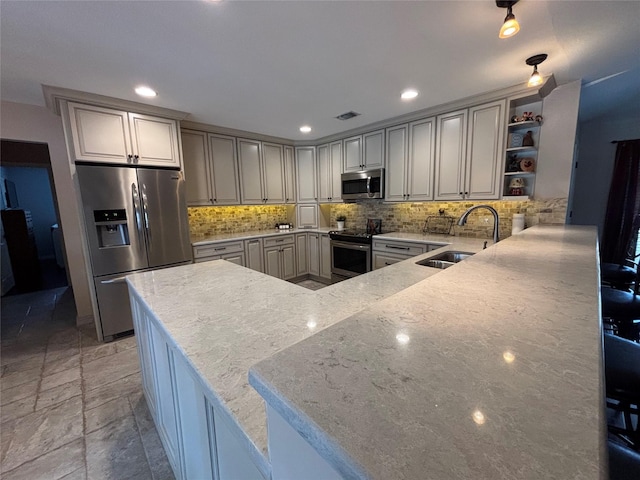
(415, 251), (475, 269)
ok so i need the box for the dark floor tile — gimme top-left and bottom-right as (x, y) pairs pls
(130, 393), (175, 480)
(0, 395), (36, 424)
(1, 439), (84, 480)
(84, 372), (142, 411)
(85, 414), (153, 480)
(84, 396), (132, 435)
(0, 395), (83, 473)
(35, 379), (82, 411)
(82, 348), (140, 393)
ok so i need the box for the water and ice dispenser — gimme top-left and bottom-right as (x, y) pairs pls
(93, 209), (130, 248)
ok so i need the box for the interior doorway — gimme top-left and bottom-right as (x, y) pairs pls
(1, 139), (69, 295)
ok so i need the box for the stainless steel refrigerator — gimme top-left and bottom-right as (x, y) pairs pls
(76, 164), (192, 340)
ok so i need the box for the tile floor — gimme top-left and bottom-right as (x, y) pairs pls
(293, 279), (327, 291)
(1, 287), (174, 480)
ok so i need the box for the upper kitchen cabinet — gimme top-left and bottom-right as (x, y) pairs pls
(343, 130), (384, 172)
(295, 146), (318, 203)
(238, 139), (286, 204)
(317, 141), (342, 203)
(283, 146), (296, 204)
(386, 118), (436, 202)
(434, 100), (505, 201)
(181, 130), (240, 206)
(67, 102), (181, 167)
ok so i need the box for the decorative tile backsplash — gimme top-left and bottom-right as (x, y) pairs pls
(329, 198), (568, 239)
(188, 205), (289, 237)
(188, 198), (567, 241)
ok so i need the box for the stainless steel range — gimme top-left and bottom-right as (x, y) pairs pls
(329, 220), (383, 281)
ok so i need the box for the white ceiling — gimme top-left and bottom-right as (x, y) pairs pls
(2, 1), (639, 140)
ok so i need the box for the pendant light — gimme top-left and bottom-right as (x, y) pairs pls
(496, 0), (520, 39)
(526, 54), (547, 87)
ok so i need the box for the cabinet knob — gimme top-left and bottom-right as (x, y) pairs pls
(133, 155), (139, 161)
(209, 198), (214, 203)
(127, 154), (133, 161)
(459, 192), (463, 195)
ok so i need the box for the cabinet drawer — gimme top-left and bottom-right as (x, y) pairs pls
(263, 235), (294, 248)
(193, 240), (244, 259)
(372, 239), (427, 256)
(373, 252), (412, 270)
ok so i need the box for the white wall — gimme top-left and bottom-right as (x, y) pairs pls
(0, 101), (93, 322)
(536, 80), (582, 201)
(570, 112), (640, 234)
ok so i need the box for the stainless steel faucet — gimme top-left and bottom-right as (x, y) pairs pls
(457, 205), (500, 245)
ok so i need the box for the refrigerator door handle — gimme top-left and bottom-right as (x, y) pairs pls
(131, 183), (145, 249)
(99, 276), (128, 285)
(141, 183), (152, 250)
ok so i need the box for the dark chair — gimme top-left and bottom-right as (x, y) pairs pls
(604, 334), (640, 450)
(602, 256), (640, 341)
(602, 262), (637, 291)
(608, 441), (640, 480)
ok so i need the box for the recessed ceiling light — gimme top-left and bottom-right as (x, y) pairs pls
(300, 125), (312, 133)
(401, 89), (419, 100)
(135, 86), (157, 97)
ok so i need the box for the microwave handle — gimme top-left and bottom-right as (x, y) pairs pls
(366, 176), (372, 197)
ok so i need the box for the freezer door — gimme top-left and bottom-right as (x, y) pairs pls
(77, 165), (148, 275)
(94, 273), (134, 339)
(137, 169), (192, 267)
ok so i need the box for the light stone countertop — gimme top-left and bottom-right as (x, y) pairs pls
(127, 231), (491, 475)
(191, 227), (333, 246)
(191, 228), (468, 247)
(249, 225), (605, 479)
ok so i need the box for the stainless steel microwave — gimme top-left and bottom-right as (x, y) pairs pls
(341, 168), (384, 200)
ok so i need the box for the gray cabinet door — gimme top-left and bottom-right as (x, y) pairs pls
(296, 147), (317, 203)
(209, 134), (241, 205)
(284, 146), (296, 203)
(182, 130), (212, 205)
(329, 141), (343, 202)
(343, 135), (362, 172)
(262, 143), (286, 204)
(281, 244), (296, 280)
(385, 124), (408, 201)
(363, 130), (384, 169)
(434, 110), (468, 200)
(465, 100), (505, 200)
(128, 113), (180, 167)
(245, 239), (264, 273)
(264, 246), (282, 278)
(317, 144), (331, 202)
(408, 118), (436, 201)
(296, 234), (308, 276)
(320, 234), (331, 279)
(308, 233), (320, 277)
(238, 138), (264, 204)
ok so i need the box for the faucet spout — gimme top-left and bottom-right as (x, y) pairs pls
(457, 205), (500, 244)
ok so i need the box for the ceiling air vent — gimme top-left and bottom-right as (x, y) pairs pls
(335, 111), (360, 121)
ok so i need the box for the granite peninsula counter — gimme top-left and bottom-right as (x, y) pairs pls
(250, 225), (605, 479)
(126, 225), (603, 479)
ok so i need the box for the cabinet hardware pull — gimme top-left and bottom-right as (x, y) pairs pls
(209, 198), (214, 203)
(134, 155), (139, 161)
(214, 247), (226, 251)
(127, 154), (133, 161)
(385, 262), (392, 266)
(386, 245), (409, 250)
(276, 239), (284, 242)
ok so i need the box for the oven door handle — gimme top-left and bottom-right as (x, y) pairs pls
(331, 240), (371, 250)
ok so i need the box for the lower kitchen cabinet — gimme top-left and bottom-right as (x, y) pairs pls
(130, 291), (267, 480)
(320, 234), (331, 279)
(308, 233), (330, 280)
(193, 240), (245, 266)
(264, 235), (296, 280)
(296, 234), (308, 276)
(372, 239), (444, 270)
(245, 238), (264, 273)
(308, 233), (320, 277)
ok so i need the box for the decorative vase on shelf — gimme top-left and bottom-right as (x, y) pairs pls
(522, 131), (534, 147)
